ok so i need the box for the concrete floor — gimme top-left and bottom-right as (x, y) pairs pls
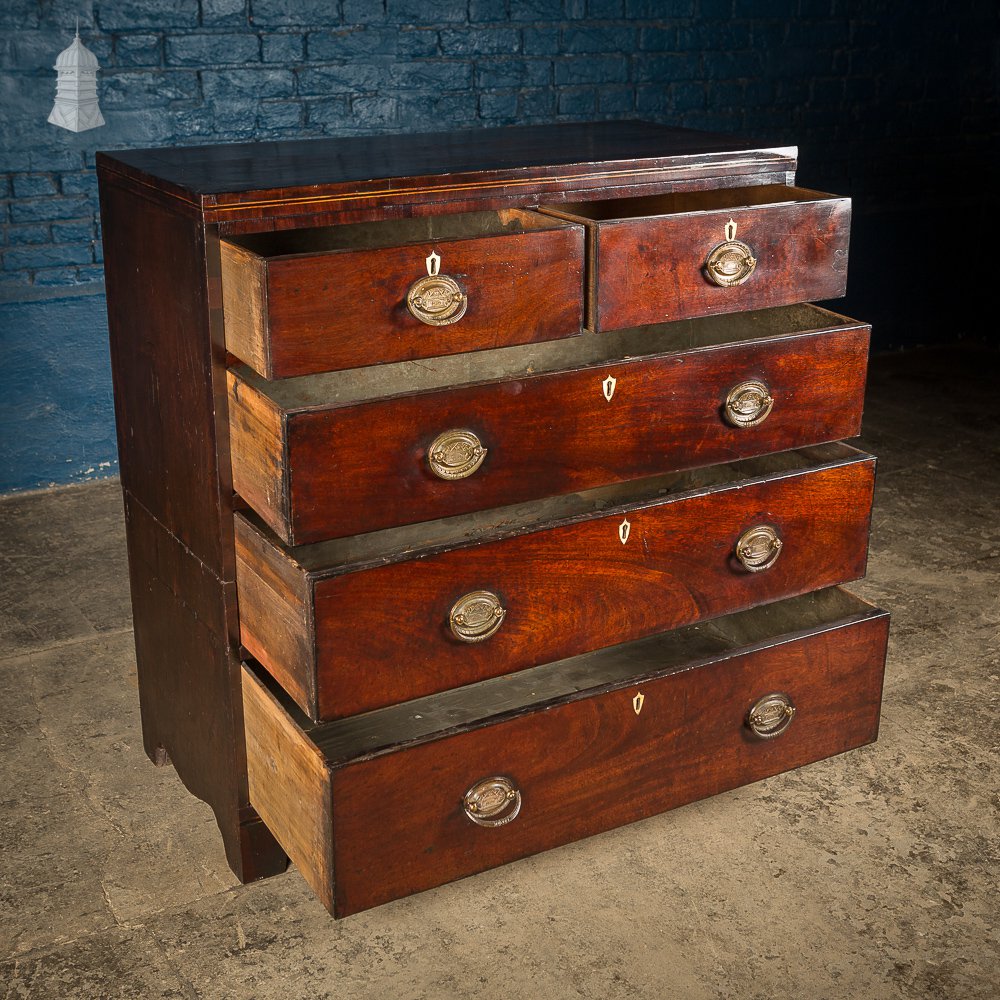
(1, 346), (997, 1000)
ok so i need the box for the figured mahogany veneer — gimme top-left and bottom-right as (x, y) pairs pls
(235, 444), (875, 721)
(229, 304), (870, 545)
(97, 121), (885, 916)
(242, 587), (889, 916)
(542, 185), (851, 332)
(220, 210), (584, 378)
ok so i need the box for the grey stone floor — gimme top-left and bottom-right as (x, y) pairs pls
(1, 346), (997, 1000)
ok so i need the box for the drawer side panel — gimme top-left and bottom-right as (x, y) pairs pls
(242, 665), (334, 911)
(228, 370), (289, 540)
(221, 241), (270, 376)
(235, 517), (317, 715)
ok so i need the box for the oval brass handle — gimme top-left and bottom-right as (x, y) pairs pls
(450, 590), (506, 643)
(406, 273), (468, 326)
(705, 239), (757, 287)
(746, 692), (796, 740)
(735, 524), (783, 572)
(427, 428), (487, 481)
(463, 776), (522, 828)
(724, 379), (774, 428)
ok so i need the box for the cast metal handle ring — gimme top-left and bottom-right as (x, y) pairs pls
(427, 428), (487, 481)
(407, 250), (467, 326)
(735, 524), (783, 573)
(705, 219), (757, 287)
(449, 590), (506, 643)
(463, 776), (522, 828)
(746, 692), (796, 740)
(724, 379), (774, 428)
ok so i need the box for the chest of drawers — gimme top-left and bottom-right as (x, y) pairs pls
(97, 121), (888, 918)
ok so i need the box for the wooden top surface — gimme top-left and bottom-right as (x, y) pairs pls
(96, 120), (795, 205)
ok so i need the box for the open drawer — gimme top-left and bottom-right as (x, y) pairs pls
(229, 304), (870, 545)
(220, 209), (585, 378)
(242, 586), (889, 917)
(235, 442), (876, 721)
(540, 185), (851, 332)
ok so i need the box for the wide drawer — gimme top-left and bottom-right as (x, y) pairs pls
(541, 185), (850, 332)
(242, 587), (889, 917)
(229, 304), (870, 546)
(220, 209), (584, 379)
(235, 443), (875, 721)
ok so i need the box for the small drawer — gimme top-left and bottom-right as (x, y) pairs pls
(229, 304), (870, 546)
(541, 185), (850, 332)
(220, 209), (585, 379)
(242, 586), (889, 917)
(235, 442), (876, 721)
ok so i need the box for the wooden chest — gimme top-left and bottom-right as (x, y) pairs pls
(97, 121), (888, 917)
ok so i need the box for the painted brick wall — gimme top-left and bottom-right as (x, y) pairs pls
(2, 0), (996, 299)
(0, 0), (997, 492)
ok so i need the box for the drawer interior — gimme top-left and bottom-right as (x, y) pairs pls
(232, 303), (862, 411)
(222, 208), (573, 259)
(544, 184), (843, 223)
(245, 440), (866, 578)
(256, 586), (883, 766)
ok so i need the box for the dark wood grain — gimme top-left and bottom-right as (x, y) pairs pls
(229, 306), (870, 545)
(100, 178), (225, 568)
(235, 446), (875, 721)
(543, 185), (851, 331)
(220, 210), (584, 378)
(124, 496), (287, 882)
(97, 122), (879, 908)
(99, 172), (286, 882)
(331, 604), (887, 915)
(96, 121), (797, 228)
(240, 587), (888, 916)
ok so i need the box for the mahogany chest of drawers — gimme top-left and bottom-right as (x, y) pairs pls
(97, 121), (888, 918)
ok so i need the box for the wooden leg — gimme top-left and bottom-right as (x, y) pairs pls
(127, 498), (288, 884)
(228, 811), (289, 884)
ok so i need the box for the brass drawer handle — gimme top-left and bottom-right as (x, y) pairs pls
(463, 776), (522, 828)
(705, 219), (757, 287)
(450, 590), (506, 643)
(406, 250), (468, 326)
(746, 692), (796, 740)
(724, 379), (773, 428)
(735, 524), (783, 572)
(428, 428), (487, 481)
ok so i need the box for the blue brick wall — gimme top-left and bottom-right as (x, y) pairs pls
(2, 0), (995, 299)
(0, 0), (997, 491)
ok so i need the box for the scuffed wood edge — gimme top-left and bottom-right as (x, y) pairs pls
(242, 663), (335, 914)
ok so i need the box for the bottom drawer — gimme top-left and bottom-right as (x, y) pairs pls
(242, 587), (889, 918)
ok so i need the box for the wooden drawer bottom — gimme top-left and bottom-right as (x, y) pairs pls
(242, 587), (888, 918)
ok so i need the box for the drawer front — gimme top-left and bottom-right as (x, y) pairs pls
(221, 215), (585, 378)
(544, 187), (850, 332)
(242, 596), (889, 917)
(332, 612), (887, 915)
(230, 321), (869, 545)
(235, 451), (876, 720)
